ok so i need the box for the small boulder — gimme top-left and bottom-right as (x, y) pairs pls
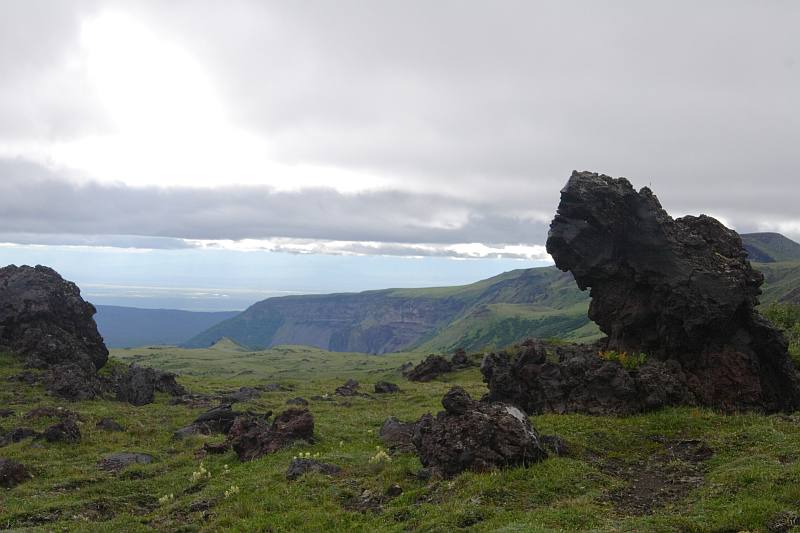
(404, 355), (452, 382)
(1, 427), (39, 446)
(335, 379), (361, 397)
(230, 408), (314, 461)
(285, 458), (341, 480)
(222, 387), (261, 403)
(43, 418), (81, 444)
(286, 397), (309, 406)
(0, 458), (31, 488)
(374, 381), (400, 394)
(0, 409), (15, 418)
(114, 364), (186, 406)
(412, 387), (548, 477)
(96, 418), (125, 432)
(24, 406), (80, 420)
(451, 348), (471, 369)
(379, 417), (417, 454)
(98, 452), (154, 472)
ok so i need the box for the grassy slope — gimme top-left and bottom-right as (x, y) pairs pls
(742, 232), (800, 263)
(3, 346), (800, 532)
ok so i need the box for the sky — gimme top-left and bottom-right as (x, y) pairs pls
(1, 1), (798, 310)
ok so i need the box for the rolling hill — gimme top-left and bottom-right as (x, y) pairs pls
(94, 305), (240, 348)
(184, 233), (800, 354)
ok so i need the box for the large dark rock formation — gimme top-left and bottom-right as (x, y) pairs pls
(0, 265), (108, 372)
(228, 408), (314, 461)
(484, 171), (800, 413)
(412, 387), (548, 477)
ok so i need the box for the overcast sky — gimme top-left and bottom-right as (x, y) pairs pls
(1, 1), (798, 308)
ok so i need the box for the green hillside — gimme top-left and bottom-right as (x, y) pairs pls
(742, 232), (800, 263)
(185, 233), (800, 354)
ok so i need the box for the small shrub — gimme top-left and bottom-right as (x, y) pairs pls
(597, 350), (648, 370)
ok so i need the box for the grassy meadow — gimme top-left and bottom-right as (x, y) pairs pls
(2, 344), (800, 532)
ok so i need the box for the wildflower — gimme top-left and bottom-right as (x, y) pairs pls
(158, 493), (174, 505)
(224, 484), (241, 499)
(190, 462), (211, 484)
(369, 447), (392, 464)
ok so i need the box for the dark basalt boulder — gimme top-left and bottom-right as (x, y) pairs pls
(379, 416), (417, 453)
(0, 265), (108, 372)
(0, 427), (39, 447)
(229, 408), (314, 461)
(451, 348), (471, 369)
(43, 418), (81, 444)
(374, 381), (400, 394)
(113, 364), (187, 406)
(404, 355), (452, 382)
(0, 458), (31, 488)
(481, 341), (696, 415)
(335, 379), (362, 397)
(286, 397), (309, 406)
(96, 418), (125, 432)
(285, 458), (341, 480)
(412, 387), (548, 477)
(97, 452), (154, 472)
(482, 171), (800, 413)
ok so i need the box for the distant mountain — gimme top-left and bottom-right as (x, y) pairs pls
(94, 305), (240, 348)
(741, 232), (800, 263)
(183, 267), (597, 353)
(185, 233), (800, 354)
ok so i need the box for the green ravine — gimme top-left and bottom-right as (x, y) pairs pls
(3, 343), (800, 532)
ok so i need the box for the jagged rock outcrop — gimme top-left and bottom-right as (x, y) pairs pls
(483, 171), (800, 413)
(285, 458), (341, 480)
(228, 408), (314, 461)
(113, 364), (187, 406)
(412, 387), (548, 477)
(0, 265), (108, 371)
(482, 340), (696, 415)
(404, 355), (452, 382)
(379, 416), (417, 453)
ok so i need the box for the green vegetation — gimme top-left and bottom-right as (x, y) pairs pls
(762, 302), (800, 364)
(741, 232), (800, 263)
(4, 344), (800, 531)
(597, 350), (649, 370)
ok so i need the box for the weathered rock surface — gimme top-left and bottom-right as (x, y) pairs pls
(113, 364), (187, 407)
(0, 458), (31, 488)
(43, 418), (81, 444)
(451, 348), (471, 369)
(98, 452), (154, 472)
(286, 397), (309, 406)
(379, 417), (417, 454)
(404, 355), (452, 382)
(412, 387), (547, 477)
(334, 379), (363, 397)
(96, 418), (125, 432)
(229, 408), (314, 461)
(173, 405), (249, 439)
(285, 458), (341, 480)
(483, 171), (800, 413)
(482, 340), (696, 415)
(0, 427), (39, 447)
(374, 381), (400, 394)
(0, 265), (108, 372)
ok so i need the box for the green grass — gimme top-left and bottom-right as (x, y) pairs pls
(3, 346), (800, 532)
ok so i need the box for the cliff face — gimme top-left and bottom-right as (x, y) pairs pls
(183, 267), (596, 353)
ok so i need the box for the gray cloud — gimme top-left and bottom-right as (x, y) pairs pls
(0, 158), (551, 247)
(0, 1), (798, 248)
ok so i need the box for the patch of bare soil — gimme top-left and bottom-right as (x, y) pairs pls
(601, 437), (713, 515)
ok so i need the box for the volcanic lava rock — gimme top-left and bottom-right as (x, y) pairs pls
(43, 418), (81, 444)
(286, 397), (309, 406)
(97, 452), (154, 472)
(379, 416), (417, 453)
(481, 341), (696, 415)
(229, 408), (314, 461)
(0, 265), (108, 371)
(173, 404), (248, 439)
(482, 171), (800, 413)
(0, 265), (110, 399)
(0, 427), (39, 447)
(412, 387), (547, 477)
(335, 379), (362, 397)
(96, 418), (125, 432)
(451, 348), (471, 369)
(0, 458), (31, 488)
(113, 364), (187, 406)
(374, 381), (400, 394)
(404, 355), (452, 382)
(285, 458), (341, 480)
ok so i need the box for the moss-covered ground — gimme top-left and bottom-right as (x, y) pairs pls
(2, 346), (800, 532)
